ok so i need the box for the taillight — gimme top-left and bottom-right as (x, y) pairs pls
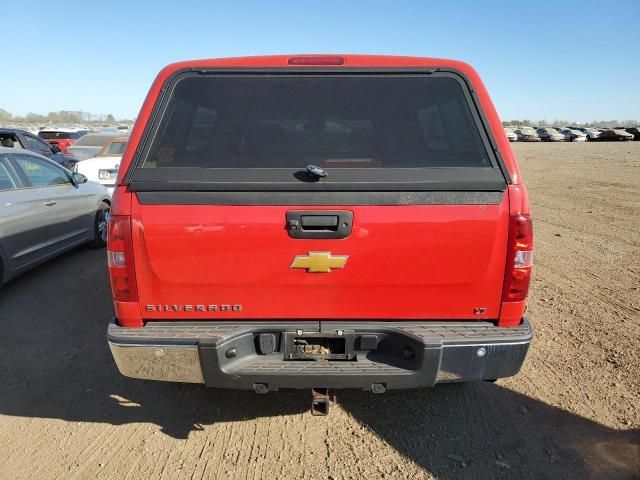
(107, 215), (138, 302)
(502, 214), (533, 302)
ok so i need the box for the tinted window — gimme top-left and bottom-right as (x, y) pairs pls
(13, 155), (70, 186)
(38, 131), (80, 140)
(142, 75), (490, 171)
(0, 157), (18, 191)
(22, 134), (50, 152)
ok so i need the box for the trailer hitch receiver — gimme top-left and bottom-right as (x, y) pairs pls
(311, 388), (334, 416)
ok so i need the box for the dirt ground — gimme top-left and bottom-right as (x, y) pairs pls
(0, 142), (638, 480)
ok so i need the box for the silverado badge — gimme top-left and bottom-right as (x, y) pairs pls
(291, 252), (348, 273)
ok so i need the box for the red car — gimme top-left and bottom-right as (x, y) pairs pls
(106, 55), (533, 413)
(37, 129), (85, 154)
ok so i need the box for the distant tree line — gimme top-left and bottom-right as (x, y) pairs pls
(503, 119), (638, 128)
(0, 108), (133, 125)
(1, 107), (635, 129)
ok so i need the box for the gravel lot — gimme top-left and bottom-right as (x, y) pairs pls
(0, 142), (638, 480)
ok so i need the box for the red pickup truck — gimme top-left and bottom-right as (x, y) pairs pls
(107, 55), (533, 412)
(37, 129), (84, 154)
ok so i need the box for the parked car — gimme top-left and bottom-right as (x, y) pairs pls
(76, 157), (121, 197)
(0, 128), (78, 169)
(504, 127), (518, 141)
(515, 127), (541, 141)
(37, 128), (83, 154)
(536, 127), (564, 142)
(95, 136), (128, 158)
(75, 137), (128, 195)
(598, 129), (634, 141)
(573, 127), (601, 141)
(66, 133), (119, 161)
(0, 148), (110, 288)
(106, 55), (534, 411)
(622, 127), (640, 141)
(559, 128), (587, 142)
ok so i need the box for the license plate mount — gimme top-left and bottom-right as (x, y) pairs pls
(283, 331), (355, 360)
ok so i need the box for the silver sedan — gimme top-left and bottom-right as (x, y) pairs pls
(0, 148), (111, 287)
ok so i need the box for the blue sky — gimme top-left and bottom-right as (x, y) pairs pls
(2, 0), (639, 121)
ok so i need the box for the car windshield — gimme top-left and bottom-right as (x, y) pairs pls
(519, 128), (535, 134)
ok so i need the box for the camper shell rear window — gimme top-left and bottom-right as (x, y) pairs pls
(129, 71), (507, 191)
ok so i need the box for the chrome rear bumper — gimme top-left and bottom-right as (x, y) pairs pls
(108, 319), (532, 391)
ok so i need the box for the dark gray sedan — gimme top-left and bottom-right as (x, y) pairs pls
(537, 127), (564, 142)
(515, 127), (541, 142)
(0, 148), (111, 287)
(0, 127), (78, 169)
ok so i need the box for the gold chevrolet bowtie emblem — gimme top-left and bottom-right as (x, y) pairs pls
(290, 251), (349, 273)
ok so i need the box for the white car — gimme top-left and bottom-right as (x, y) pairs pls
(559, 129), (587, 142)
(504, 127), (518, 142)
(575, 127), (600, 141)
(74, 136), (128, 195)
(75, 156), (121, 196)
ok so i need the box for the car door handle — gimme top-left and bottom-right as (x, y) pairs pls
(44, 201), (57, 207)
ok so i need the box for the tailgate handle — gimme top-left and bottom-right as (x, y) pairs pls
(286, 211), (353, 239)
(301, 215), (338, 230)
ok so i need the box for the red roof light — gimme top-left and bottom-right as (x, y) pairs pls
(287, 56), (345, 66)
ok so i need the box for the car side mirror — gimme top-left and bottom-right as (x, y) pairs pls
(72, 172), (88, 185)
(50, 144), (62, 154)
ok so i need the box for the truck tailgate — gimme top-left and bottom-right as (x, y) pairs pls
(132, 198), (508, 320)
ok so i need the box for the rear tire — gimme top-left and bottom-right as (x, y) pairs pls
(89, 202), (110, 248)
